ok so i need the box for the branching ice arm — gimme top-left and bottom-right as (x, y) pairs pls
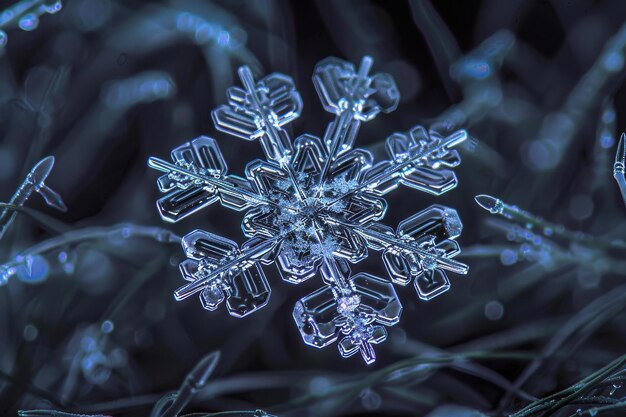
(148, 156), (286, 210)
(320, 256), (352, 293)
(237, 66), (308, 202)
(321, 129), (467, 208)
(614, 133), (626, 208)
(313, 56), (403, 200)
(363, 227), (468, 274)
(323, 215), (468, 275)
(318, 258), (379, 364)
(173, 237), (280, 301)
(237, 66), (292, 159)
(315, 57), (373, 190)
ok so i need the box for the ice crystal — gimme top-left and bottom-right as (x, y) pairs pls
(149, 56), (469, 364)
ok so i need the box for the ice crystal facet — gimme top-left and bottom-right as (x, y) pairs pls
(149, 56), (469, 364)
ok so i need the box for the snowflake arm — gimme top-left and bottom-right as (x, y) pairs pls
(212, 65), (301, 163)
(312, 56), (399, 190)
(294, 258), (402, 365)
(174, 231), (277, 317)
(614, 132), (626, 208)
(325, 127), (467, 206)
(147, 137), (283, 219)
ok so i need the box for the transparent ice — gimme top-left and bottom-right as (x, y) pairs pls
(149, 56), (469, 364)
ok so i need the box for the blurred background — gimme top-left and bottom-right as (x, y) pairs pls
(2, 0), (626, 416)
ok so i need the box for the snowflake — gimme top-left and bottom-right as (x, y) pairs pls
(148, 56), (469, 364)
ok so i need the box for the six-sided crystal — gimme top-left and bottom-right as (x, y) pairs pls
(149, 56), (469, 364)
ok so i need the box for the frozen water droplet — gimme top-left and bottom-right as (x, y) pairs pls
(484, 300), (504, 320)
(101, 320), (114, 334)
(500, 249), (518, 266)
(604, 52), (625, 72)
(360, 388), (381, 410)
(17, 255), (49, 284)
(19, 13), (39, 31)
(23, 324), (38, 341)
(309, 376), (331, 396)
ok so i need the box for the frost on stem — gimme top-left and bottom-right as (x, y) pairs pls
(149, 56), (469, 364)
(0, 156), (66, 268)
